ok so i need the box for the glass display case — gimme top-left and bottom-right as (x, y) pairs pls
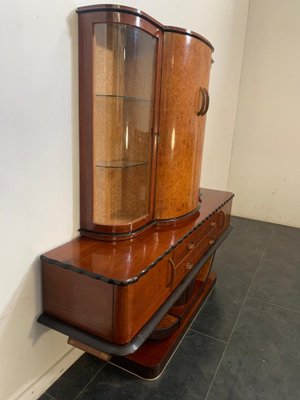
(93, 23), (157, 226)
(78, 5), (213, 239)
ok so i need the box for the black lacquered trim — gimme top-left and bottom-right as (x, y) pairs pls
(41, 194), (234, 286)
(38, 225), (231, 356)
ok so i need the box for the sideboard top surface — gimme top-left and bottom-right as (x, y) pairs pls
(42, 188), (233, 285)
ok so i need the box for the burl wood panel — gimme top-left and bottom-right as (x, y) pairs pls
(155, 32), (212, 220)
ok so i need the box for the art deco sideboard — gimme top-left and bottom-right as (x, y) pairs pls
(38, 4), (234, 380)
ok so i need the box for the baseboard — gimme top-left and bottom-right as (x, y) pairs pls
(9, 348), (83, 400)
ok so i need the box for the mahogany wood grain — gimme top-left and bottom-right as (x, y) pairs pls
(41, 189), (233, 345)
(42, 262), (114, 341)
(155, 32), (212, 220)
(42, 189), (233, 283)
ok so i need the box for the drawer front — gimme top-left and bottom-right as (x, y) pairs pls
(112, 255), (172, 344)
(172, 213), (218, 264)
(173, 229), (198, 264)
(171, 204), (231, 289)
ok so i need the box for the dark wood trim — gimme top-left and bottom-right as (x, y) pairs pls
(76, 4), (214, 51)
(41, 223), (232, 287)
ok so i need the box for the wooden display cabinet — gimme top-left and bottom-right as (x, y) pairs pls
(38, 4), (234, 380)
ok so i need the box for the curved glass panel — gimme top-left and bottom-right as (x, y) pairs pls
(92, 23), (157, 226)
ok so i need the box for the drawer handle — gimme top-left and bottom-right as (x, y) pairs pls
(208, 239), (215, 245)
(167, 258), (176, 287)
(196, 87), (206, 116)
(186, 262), (193, 270)
(187, 241), (195, 250)
(218, 210), (226, 228)
(210, 221), (216, 228)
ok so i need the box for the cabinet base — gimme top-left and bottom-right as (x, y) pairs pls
(72, 272), (216, 380)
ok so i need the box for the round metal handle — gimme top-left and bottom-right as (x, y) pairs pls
(187, 241), (195, 250)
(210, 221), (216, 228)
(196, 87), (206, 116)
(196, 87), (210, 116)
(208, 239), (215, 245)
(185, 262), (193, 271)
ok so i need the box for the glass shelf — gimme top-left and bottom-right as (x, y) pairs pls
(96, 160), (148, 169)
(95, 94), (152, 102)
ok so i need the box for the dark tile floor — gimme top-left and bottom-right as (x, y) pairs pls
(38, 217), (300, 400)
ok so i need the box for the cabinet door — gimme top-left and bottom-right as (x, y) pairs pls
(155, 32), (212, 220)
(79, 12), (162, 235)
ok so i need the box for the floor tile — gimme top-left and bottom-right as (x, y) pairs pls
(45, 353), (105, 400)
(191, 265), (252, 342)
(249, 224), (300, 311)
(38, 394), (54, 400)
(75, 331), (225, 400)
(225, 216), (274, 255)
(207, 297), (300, 400)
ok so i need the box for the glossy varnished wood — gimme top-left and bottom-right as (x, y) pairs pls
(155, 32), (213, 220)
(41, 189), (233, 345)
(42, 189), (232, 283)
(78, 5), (214, 238)
(42, 262), (114, 340)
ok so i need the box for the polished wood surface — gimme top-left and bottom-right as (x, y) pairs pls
(77, 4), (214, 51)
(42, 262), (114, 341)
(78, 6), (214, 238)
(43, 189), (232, 282)
(41, 189), (233, 345)
(155, 32), (212, 220)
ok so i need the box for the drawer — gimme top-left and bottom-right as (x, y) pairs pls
(171, 229), (219, 289)
(172, 229), (198, 264)
(172, 213), (218, 265)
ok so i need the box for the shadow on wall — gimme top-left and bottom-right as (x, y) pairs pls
(67, 9), (80, 235)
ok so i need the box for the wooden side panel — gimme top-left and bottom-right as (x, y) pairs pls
(42, 262), (114, 341)
(155, 32), (212, 219)
(112, 256), (172, 344)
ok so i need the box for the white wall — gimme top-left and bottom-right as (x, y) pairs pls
(228, 0), (300, 227)
(0, 1), (249, 399)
